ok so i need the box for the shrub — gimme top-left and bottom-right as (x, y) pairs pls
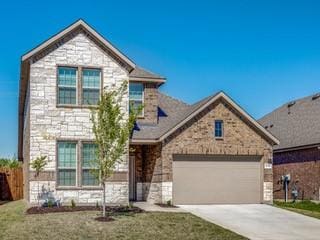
(0, 157), (21, 169)
(47, 200), (53, 208)
(71, 199), (76, 208)
(166, 200), (172, 206)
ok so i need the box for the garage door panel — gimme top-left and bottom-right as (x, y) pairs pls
(172, 155), (262, 205)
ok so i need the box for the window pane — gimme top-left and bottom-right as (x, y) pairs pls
(58, 87), (76, 104)
(58, 67), (77, 86)
(215, 120), (223, 137)
(82, 89), (100, 105)
(58, 142), (77, 168)
(129, 100), (143, 113)
(58, 169), (76, 186)
(82, 143), (97, 168)
(82, 169), (99, 186)
(82, 143), (98, 186)
(82, 69), (101, 88)
(129, 83), (143, 101)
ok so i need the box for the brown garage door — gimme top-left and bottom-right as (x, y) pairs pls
(172, 155), (262, 205)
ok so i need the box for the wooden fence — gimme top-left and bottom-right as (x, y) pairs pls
(0, 167), (23, 201)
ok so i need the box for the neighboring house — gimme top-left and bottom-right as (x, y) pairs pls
(18, 19), (279, 205)
(259, 93), (320, 201)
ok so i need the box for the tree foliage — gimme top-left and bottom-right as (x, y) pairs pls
(90, 80), (140, 218)
(30, 156), (47, 177)
(0, 157), (21, 169)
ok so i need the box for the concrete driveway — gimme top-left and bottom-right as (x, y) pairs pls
(180, 204), (320, 240)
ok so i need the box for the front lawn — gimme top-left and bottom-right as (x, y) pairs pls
(0, 200), (247, 240)
(274, 200), (320, 219)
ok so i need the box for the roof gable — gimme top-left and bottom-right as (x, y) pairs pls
(22, 19), (135, 71)
(132, 92), (279, 145)
(160, 92), (279, 144)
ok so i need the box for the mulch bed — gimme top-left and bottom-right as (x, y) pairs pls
(95, 216), (115, 222)
(155, 203), (178, 208)
(26, 205), (144, 215)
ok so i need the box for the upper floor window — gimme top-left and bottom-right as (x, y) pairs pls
(214, 120), (224, 138)
(82, 69), (101, 105)
(129, 83), (144, 116)
(58, 67), (77, 105)
(57, 66), (101, 106)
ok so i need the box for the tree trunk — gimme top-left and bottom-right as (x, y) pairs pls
(37, 177), (40, 207)
(102, 182), (106, 218)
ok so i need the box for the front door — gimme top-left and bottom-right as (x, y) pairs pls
(129, 156), (136, 201)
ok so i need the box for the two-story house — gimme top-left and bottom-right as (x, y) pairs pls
(19, 19), (279, 205)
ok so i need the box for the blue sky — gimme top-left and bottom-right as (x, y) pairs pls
(1, 0), (320, 157)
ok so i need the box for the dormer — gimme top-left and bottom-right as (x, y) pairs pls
(129, 67), (165, 124)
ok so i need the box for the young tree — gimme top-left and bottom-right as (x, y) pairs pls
(30, 156), (47, 206)
(90, 80), (140, 219)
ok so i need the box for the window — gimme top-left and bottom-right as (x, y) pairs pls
(82, 69), (101, 105)
(57, 66), (101, 106)
(129, 83), (144, 116)
(82, 143), (99, 186)
(57, 141), (100, 188)
(214, 120), (223, 138)
(57, 142), (77, 186)
(58, 67), (77, 105)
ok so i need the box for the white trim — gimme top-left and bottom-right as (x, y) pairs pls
(158, 92), (280, 145)
(130, 139), (158, 144)
(129, 77), (166, 83)
(21, 19), (136, 69)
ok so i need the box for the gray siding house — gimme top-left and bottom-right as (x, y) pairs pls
(19, 19), (279, 205)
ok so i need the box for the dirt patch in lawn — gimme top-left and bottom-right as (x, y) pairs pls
(26, 205), (144, 215)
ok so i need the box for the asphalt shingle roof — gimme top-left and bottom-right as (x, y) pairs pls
(132, 92), (217, 140)
(129, 66), (165, 79)
(259, 93), (320, 150)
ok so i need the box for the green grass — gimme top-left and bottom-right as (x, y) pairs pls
(0, 200), (247, 240)
(274, 200), (320, 219)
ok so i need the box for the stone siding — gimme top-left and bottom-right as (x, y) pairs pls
(28, 32), (129, 204)
(29, 181), (128, 205)
(22, 100), (30, 201)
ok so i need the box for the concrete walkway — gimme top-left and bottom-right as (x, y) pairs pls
(133, 202), (185, 213)
(180, 204), (320, 240)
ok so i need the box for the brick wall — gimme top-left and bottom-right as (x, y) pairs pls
(138, 83), (159, 125)
(133, 99), (274, 203)
(273, 147), (320, 200)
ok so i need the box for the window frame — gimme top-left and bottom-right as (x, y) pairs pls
(57, 141), (78, 187)
(57, 67), (78, 106)
(129, 82), (144, 118)
(81, 68), (102, 107)
(214, 120), (224, 139)
(80, 142), (100, 187)
(56, 65), (103, 108)
(56, 139), (102, 190)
